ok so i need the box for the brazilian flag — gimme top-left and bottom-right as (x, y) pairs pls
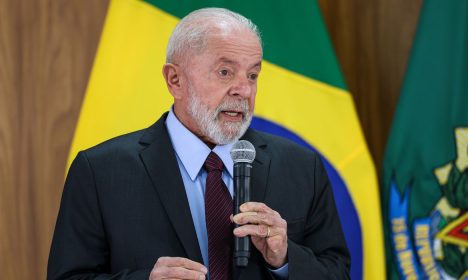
(68, 1), (385, 279)
(382, 1), (468, 279)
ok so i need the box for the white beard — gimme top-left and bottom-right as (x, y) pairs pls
(187, 84), (252, 145)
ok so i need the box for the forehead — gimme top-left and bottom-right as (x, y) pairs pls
(196, 29), (262, 66)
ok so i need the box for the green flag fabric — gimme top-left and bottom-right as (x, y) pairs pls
(382, 1), (468, 279)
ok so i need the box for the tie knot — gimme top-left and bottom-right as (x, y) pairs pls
(204, 152), (224, 172)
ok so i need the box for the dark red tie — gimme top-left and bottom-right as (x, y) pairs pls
(204, 152), (233, 280)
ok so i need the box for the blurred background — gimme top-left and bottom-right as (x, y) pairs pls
(0, 0), (425, 279)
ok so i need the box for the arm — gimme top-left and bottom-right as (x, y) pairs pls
(48, 153), (208, 280)
(47, 152), (151, 280)
(287, 154), (350, 279)
(233, 154), (350, 279)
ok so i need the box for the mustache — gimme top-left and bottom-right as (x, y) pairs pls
(215, 99), (249, 115)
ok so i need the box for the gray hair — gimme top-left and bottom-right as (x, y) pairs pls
(166, 8), (262, 64)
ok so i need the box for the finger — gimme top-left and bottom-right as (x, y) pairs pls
(156, 257), (207, 273)
(233, 224), (269, 238)
(265, 234), (287, 253)
(250, 235), (285, 255)
(233, 211), (276, 226)
(240, 202), (275, 214)
(235, 223), (287, 238)
(151, 269), (205, 280)
(160, 266), (206, 280)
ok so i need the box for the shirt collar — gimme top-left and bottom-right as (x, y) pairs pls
(165, 109), (234, 181)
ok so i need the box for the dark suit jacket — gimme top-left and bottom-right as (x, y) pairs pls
(48, 113), (350, 279)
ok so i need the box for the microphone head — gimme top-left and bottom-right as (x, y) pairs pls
(230, 140), (256, 163)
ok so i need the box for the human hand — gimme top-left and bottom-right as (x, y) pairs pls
(232, 202), (288, 268)
(149, 257), (207, 280)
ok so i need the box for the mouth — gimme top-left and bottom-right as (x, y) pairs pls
(220, 110), (244, 121)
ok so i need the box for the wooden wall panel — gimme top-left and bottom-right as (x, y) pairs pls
(318, 0), (423, 170)
(0, 0), (422, 279)
(0, 2), (21, 278)
(0, 0), (109, 278)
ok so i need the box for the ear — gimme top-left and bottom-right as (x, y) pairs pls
(162, 63), (184, 99)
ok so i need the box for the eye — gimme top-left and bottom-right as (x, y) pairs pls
(219, 69), (230, 77)
(249, 73), (259, 81)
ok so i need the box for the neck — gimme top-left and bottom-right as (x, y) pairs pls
(172, 107), (218, 149)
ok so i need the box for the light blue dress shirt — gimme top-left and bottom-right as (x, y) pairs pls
(165, 109), (288, 279)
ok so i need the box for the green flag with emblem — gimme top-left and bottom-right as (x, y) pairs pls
(382, 1), (468, 279)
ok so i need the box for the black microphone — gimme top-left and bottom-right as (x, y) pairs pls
(230, 140), (256, 267)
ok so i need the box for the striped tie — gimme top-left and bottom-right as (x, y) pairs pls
(204, 152), (233, 280)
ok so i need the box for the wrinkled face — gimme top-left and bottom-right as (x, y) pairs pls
(175, 28), (262, 145)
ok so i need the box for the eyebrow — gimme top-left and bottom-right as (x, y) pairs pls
(217, 57), (262, 69)
(252, 61), (262, 69)
(218, 57), (236, 64)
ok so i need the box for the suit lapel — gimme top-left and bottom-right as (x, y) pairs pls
(139, 114), (203, 264)
(242, 129), (270, 205)
(138, 120), (272, 278)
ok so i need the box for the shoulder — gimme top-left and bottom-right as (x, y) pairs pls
(244, 128), (319, 163)
(68, 124), (163, 181)
(81, 129), (147, 161)
(78, 113), (169, 162)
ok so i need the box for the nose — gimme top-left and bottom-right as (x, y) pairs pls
(229, 76), (253, 99)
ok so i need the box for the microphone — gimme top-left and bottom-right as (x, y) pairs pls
(230, 140), (256, 267)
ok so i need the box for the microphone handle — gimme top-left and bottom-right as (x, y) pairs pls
(233, 162), (252, 267)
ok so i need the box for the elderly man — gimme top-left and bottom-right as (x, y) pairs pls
(48, 8), (350, 280)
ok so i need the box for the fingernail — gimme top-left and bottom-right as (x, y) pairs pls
(199, 275), (205, 280)
(202, 267), (208, 274)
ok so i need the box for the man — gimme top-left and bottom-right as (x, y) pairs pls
(48, 8), (350, 280)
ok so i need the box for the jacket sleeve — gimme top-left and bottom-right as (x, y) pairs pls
(287, 154), (351, 279)
(47, 152), (151, 280)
